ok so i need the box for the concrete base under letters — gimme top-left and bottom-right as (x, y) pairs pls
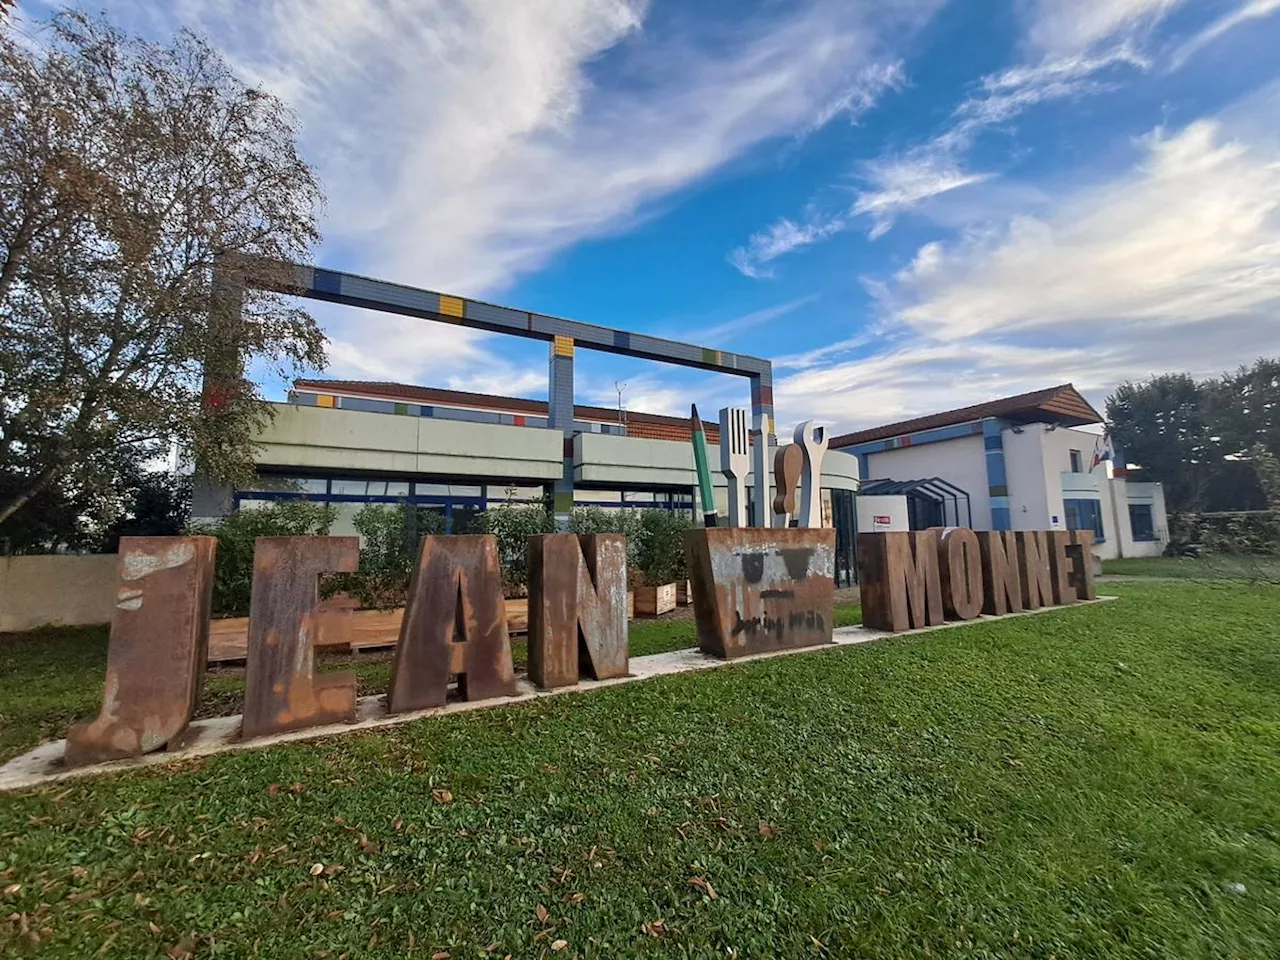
(0, 596), (1117, 792)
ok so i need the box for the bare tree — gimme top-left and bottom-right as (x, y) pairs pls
(0, 12), (325, 529)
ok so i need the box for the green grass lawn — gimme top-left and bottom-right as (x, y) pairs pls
(1102, 554), (1280, 580)
(2, 584), (1279, 958)
(0, 604), (862, 766)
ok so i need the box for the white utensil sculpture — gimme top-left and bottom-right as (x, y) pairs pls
(719, 407), (750, 527)
(751, 413), (774, 528)
(794, 420), (829, 529)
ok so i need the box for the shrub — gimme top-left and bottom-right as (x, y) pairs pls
(188, 500), (335, 617)
(328, 503), (445, 610)
(478, 504), (554, 596)
(633, 509), (691, 585)
(1169, 511), (1280, 556)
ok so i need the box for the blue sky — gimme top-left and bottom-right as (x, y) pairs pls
(17, 0), (1280, 431)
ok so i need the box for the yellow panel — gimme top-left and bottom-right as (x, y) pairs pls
(315, 394), (335, 408)
(438, 295), (465, 318)
(554, 335), (575, 358)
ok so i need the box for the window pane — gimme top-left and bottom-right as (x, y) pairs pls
(247, 475), (327, 494)
(1069, 449), (1084, 473)
(415, 482), (450, 497)
(1129, 503), (1155, 540)
(574, 489), (622, 503)
(625, 491), (656, 503)
(331, 479), (368, 496)
(449, 484), (484, 498)
(385, 482), (411, 497)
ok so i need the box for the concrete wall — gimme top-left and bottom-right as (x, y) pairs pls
(255, 403), (565, 481)
(864, 434), (991, 529)
(1001, 426), (1050, 529)
(1110, 479), (1169, 558)
(0, 554), (117, 632)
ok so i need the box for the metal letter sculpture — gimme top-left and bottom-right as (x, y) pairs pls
(1016, 531), (1053, 611)
(793, 420), (828, 530)
(65, 537), (217, 767)
(719, 407), (750, 527)
(527, 533), (629, 689)
(1066, 530), (1098, 600)
(242, 536), (360, 739)
(937, 527), (984, 621)
(751, 413), (774, 528)
(977, 531), (1023, 616)
(858, 530), (945, 632)
(686, 527), (836, 658)
(388, 535), (517, 712)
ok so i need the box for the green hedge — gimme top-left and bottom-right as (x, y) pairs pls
(1169, 511), (1280, 556)
(193, 502), (694, 615)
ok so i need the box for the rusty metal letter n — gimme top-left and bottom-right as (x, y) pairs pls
(65, 537), (217, 767)
(241, 536), (360, 740)
(527, 533), (629, 689)
(387, 535), (517, 713)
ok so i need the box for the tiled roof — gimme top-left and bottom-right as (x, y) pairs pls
(829, 384), (1101, 449)
(292, 379), (720, 443)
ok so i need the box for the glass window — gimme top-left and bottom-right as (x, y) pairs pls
(575, 489), (623, 503)
(1129, 503), (1156, 541)
(236, 498), (272, 511)
(1064, 497), (1105, 541)
(248, 475), (327, 494)
(385, 481), (411, 497)
(488, 484), (544, 504)
(330, 479), (368, 496)
(624, 491), (656, 503)
(449, 484), (484, 499)
(1069, 449), (1084, 473)
(415, 482), (450, 497)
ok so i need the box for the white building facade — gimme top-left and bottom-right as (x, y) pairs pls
(832, 384), (1168, 560)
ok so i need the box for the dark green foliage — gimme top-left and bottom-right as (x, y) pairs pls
(2, 584), (1280, 957)
(1168, 511), (1280, 558)
(478, 504), (556, 595)
(188, 501), (335, 617)
(98, 471), (191, 554)
(1108, 358), (1280, 513)
(326, 503), (445, 610)
(633, 508), (691, 585)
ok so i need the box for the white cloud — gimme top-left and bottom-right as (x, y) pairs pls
(852, 154), (995, 239)
(1022, 0), (1184, 57)
(89, 0), (935, 390)
(780, 110), (1280, 434)
(729, 214), (847, 278)
(1171, 0), (1280, 67)
(697, 294), (821, 344)
(893, 120), (1280, 340)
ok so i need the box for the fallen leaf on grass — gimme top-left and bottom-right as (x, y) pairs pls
(551, 939), (568, 951)
(309, 863), (325, 876)
(535, 904), (549, 924)
(167, 937), (196, 959)
(689, 876), (718, 900)
(94, 932), (119, 957)
(431, 952), (450, 960)
(758, 822), (778, 838)
(267, 784), (281, 796)
(148, 922), (162, 936)
(358, 835), (380, 855)
(2, 884), (20, 897)
(641, 919), (668, 938)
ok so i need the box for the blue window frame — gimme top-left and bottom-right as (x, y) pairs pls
(1063, 497), (1105, 542)
(1129, 503), (1156, 541)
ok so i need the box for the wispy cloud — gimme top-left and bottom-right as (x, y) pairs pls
(779, 93), (1280, 433)
(729, 214), (847, 278)
(1170, 0), (1280, 68)
(91, 0), (937, 390)
(1021, 0), (1184, 57)
(697, 294), (821, 344)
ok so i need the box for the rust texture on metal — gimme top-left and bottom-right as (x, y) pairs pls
(937, 527), (984, 621)
(241, 536), (360, 739)
(771, 444), (804, 518)
(65, 537), (217, 768)
(527, 533), (628, 689)
(1016, 531), (1053, 610)
(977, 531), (1023, 616)
(858, 531), (943, 632)
(388, 535), (517, 713)
(1067, 529), (1098, 600)
(686, 527), (836, 659)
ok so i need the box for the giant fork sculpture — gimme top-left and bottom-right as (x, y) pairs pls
(719, 407), (750, 527)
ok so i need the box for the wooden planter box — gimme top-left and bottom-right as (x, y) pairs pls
(676, 579), (693, 606)
(633, 582), (677, 617)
